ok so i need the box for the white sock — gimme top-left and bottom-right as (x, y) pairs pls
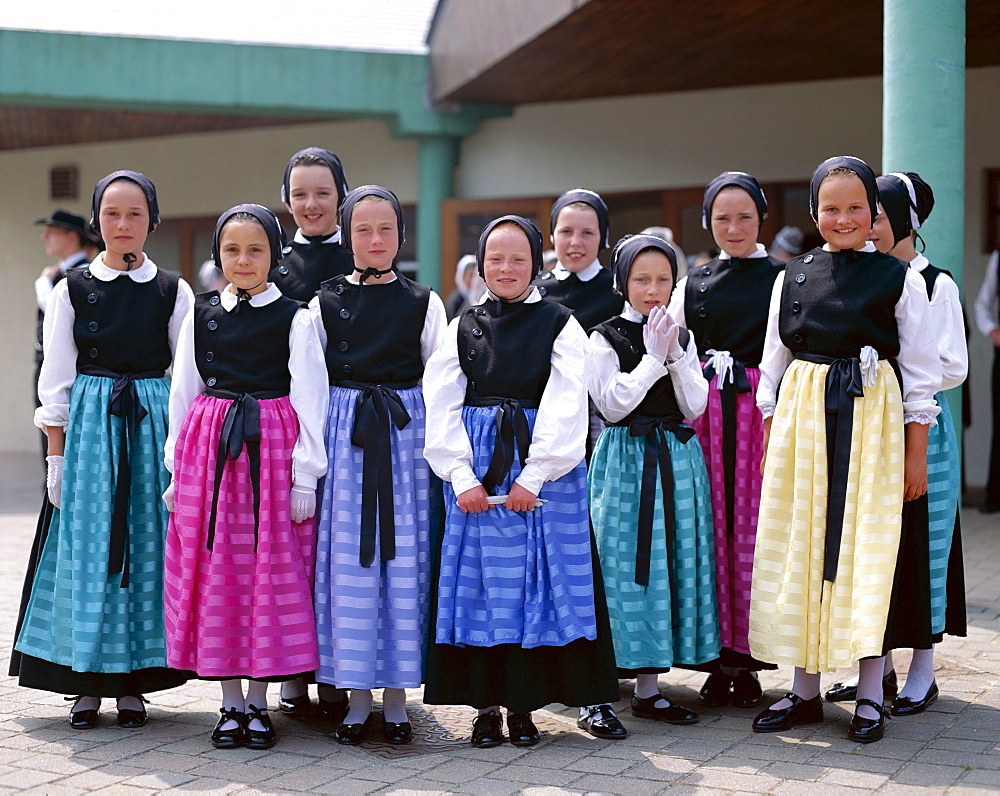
(343, 689), (373, 725)
(219, 679), (245, 731)
(72, 696), (101, 713)
(280, 677), (307, 700)
(116, 696), (143, 712)
(770, 667), (820, 710)
(245, 681), (270, 732)
(578, 703), (616, 720)
(884, 650), (895, 676)
(898, 647), (936, 700)
(856, 657), (886, 720)
(381, 688), (408, 724)
(635, 673), (670, 708)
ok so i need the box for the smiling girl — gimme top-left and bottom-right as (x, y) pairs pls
(589, 234), (718, 727)
(13, 170), (193, 730)
(423, 216), (621, 749)
(163, 205), (326, 750)
(749, 156), (941, 744)
(308, 186), (445, 746)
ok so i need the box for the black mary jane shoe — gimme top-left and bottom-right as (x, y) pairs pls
(67, 697), (99, 730)
(825, 669), (897, 703)
(211, 707), (246, 749)
(577, 704), (628, 739)
(730, 670), (764, 708)
(278, 694), (312, 715)
(382, 718), (413, 745)
(631, 693), (698, 725)
(699, 672), (733, 707)
(333, 716), (369, 746)
(319, 695), (350, 727)
(752, 692), (823, 733)
(507, 712), (540, 747)
(891, 681), (938, 716)
(848, 698), (889, 743)
(244, 704), (277, 750)
(470, 711), (504, 748)
(116, 696), (149, 728)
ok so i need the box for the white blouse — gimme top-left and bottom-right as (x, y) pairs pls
(910, 253), (968, 393)
(666, 243), (770, 327)
(35, 254), (194, 430)
(423, 287), (591, 498)
(757, 244), (941, 423)
(589, 303), (708, 423)
(165, 284), (329, 490)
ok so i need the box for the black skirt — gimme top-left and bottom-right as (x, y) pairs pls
(423, 530), (621, 714)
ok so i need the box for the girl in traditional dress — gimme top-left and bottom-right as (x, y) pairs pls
(423, 216), (623, 748)
(310, 186), (445, 745)
(825, 172), (967, 715)
(750, 156), (941, 743)
(590, 234), (719, 725)
(163, 204), (327, 750)
(666, 172), (782, 709)
(13, 171), (193, 729)
(271, 147), (353, 302)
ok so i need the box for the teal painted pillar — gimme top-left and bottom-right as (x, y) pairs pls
(416, 135), (461, 290)
(883, 0), (965, 426)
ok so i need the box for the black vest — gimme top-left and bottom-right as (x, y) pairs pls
(592, 317), (689, 422)
(684, 254), (784, 365)
(917, 261), (951, 302)
(271, 240), (355, 302)
(778, 248), (906, 358)
(533, 267), (624, 331)
(193, 292), (301, 394)
(68, 267), (178, 374)
(35, 254), (90, 363)
(318, 275), (431, 385)
(459, 299), (572, 403)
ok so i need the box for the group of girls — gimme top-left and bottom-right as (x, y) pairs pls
(11, 147), (965, 754)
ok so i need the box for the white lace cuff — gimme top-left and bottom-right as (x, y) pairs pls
(904, 411), (938, 426)
(759, 403), (776, 419)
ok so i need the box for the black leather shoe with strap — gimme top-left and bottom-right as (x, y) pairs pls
(244, 704), (277, 749)
(211, 707), (246, 748)
(507, 712), (540, 746)
(631, 693), (698, 725)
(752, 692), (823, 733)
(578, 704), (630, 738)
(470, 711), (504, 748)
(848, 698), (889, 743)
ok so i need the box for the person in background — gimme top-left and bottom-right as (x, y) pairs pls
(768, 225), (804, 262)
(444, 254), (485, 321)
(973, 249), (1000, 513)
(641, 226), (688, 281)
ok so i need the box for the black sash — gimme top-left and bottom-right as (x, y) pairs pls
(465, 397), (540, 496)
(204, 388), (287, 553)
(794, 352), (879, 582)
(609, 414), (696, 622)
(79, 365), (164, 588)
(333, 379), (418, 567)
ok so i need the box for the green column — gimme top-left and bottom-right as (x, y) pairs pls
(416, 135), (460, 290)
(883, 0), (966, 424)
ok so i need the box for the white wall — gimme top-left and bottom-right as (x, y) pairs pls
(0, 119), (418, 457)
(455, 68), (1000, 488)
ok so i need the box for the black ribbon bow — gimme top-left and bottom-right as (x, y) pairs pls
(354, 266), (391, 284)
(106, 374), (149, 588)
(351, 386), (412, 567)
(207, 393), (263, 553)
(481, 399), (532, 496)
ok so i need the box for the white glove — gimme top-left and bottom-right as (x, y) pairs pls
(46, 454), (64, 509)
(290, 486), (316, 524)
(162, 481), (175, 512)
(663, 318), (684, 362)
(642, 305), (673, 363)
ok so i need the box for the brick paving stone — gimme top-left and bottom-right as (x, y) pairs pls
(262, 766), (347, 791)
(771, 782), (871, 795)
(416, 758), (503, 785)
(118, 770), (199, 789)
(0, 768), (63, 789)
(959, 767), (1000, 788)
(622, 754), (698, 780)
(168, 776), (244, 794)
(365, 784), (451, 795)
(54, 762), (146, 790)
(762, 760), (828, 781)
(928, 737), (994, 753)
(679, 767), (780, 792)
(913, 748), (1000, 769)
(468, 764), (580, 787)
(656, 738), (734, 761)
(572, 772), (685, 793)
(878, 785), (949, 796)
(821, 767), (889, 789)
(889, 761), (970, 787)
(347, 763), (425, 784)
(450, 778), (524, 795)
(503, 745), (591, 770)
(805, 749), (906, 775)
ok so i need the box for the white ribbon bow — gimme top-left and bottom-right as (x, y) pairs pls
(705, 349), (735, 391)
(859, 345), (880, 389)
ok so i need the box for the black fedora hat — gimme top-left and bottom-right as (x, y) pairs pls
(34, 209), (101, 245)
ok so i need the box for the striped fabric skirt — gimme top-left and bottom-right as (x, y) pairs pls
(749, 360), (904, 673)
(589, 425), (719, 671)
(164, 394), (318, 680)
(16, 375), (174, 675)
(927, 397), (962, 636)
(435, 405), (598, 649)
(690, 366), (763, 658)
(314, 385), (430, 690)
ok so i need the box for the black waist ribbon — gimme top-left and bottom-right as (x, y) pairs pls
(613, 415), (695, 629)
(468, 398), (536, 496)
(794, 353), (869, 582)
(204, 388), (285, 554)
(343, 382), (413, 568)
(702, 357), (753, 541)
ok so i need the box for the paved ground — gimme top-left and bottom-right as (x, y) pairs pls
(0, 452), (998, 794)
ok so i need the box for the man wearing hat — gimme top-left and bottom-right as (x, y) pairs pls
(32, 210), (98, 466)
(768, 225), (804, 262)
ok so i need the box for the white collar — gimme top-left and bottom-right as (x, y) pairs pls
(219, 283), (282, 309)
(482, 286), (542, 304)
(553, 259), (602, 282)
(58, 251), (89, 273)
(90, 253), (158, 283)
(293, 228), (341, 245)
(719, 243), (768, 260)
(822, 241), (876, 254)
(620, 303), (645, 322)
(908, 253), (929, 272)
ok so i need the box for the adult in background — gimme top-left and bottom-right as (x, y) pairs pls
(973, 249), (1000, 512)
